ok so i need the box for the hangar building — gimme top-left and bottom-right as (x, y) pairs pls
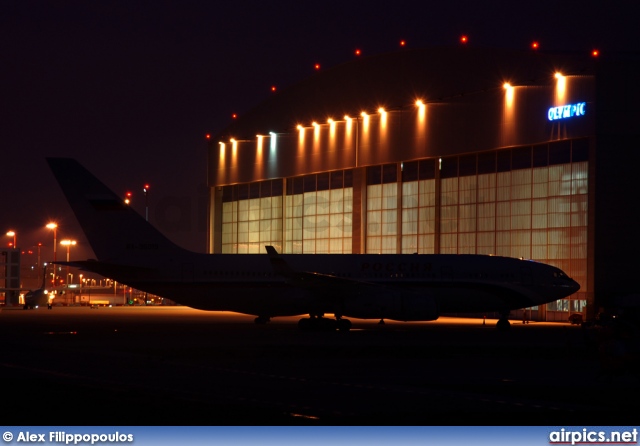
(206, 46), (640, 321)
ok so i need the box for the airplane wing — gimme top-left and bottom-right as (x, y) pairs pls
(264, 246), (534, 314)
(265, 246), (440, 321)
(265, 245), (417, 298)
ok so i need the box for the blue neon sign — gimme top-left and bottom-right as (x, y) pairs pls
(548, 102), (586, 121)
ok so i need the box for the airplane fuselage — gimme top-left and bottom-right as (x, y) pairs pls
(80, 252), (578, 321)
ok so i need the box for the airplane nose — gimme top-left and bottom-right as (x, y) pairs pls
(569, 278), (581, 294)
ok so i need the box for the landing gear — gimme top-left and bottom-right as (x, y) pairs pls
(298, 314), (351, 332)
(337, 318), (352, 332)
(496, 312), (511, 331)
(254, 316), (270, 325)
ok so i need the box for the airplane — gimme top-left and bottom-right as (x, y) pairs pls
(22, 266), (54, 309)
(46, 157), (580, 331)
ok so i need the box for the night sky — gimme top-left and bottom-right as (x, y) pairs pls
(2, 0), (637, 263)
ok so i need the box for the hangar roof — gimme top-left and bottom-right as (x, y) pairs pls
(214, 46), (595, 141)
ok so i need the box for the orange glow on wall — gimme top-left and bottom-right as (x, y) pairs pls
(416, 99), (426, 125)
(503, 82), (514, 108)
(345, 115), (353, 142)
(502, 82), (516, 146)
(378, 107), (387, 131)
(256, 134), (264, 158)
(219, 142), (225, 163)
(328, 118), (336, 139)
(554, 72), (566, 103)
(360, 111), (369, 127)
(231, 139), (238, 162)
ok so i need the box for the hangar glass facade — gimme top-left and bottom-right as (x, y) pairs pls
(284, 170), (353, 254)
(217, 138), (589, 314)
(209, 54), (598, 319)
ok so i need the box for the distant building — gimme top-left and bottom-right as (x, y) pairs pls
(206, 46), (640, 321)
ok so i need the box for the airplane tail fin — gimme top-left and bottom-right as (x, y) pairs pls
(46, 158), (184, 264)
(40, 265), (47, 289)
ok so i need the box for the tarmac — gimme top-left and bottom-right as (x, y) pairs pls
(1, 305), (638, 425)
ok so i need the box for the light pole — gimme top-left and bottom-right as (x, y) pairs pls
(60, 239), (76, 286)
(143, 184), (150, 221)
(6, 231), (16, 249)
(46, 223), (57, 285)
